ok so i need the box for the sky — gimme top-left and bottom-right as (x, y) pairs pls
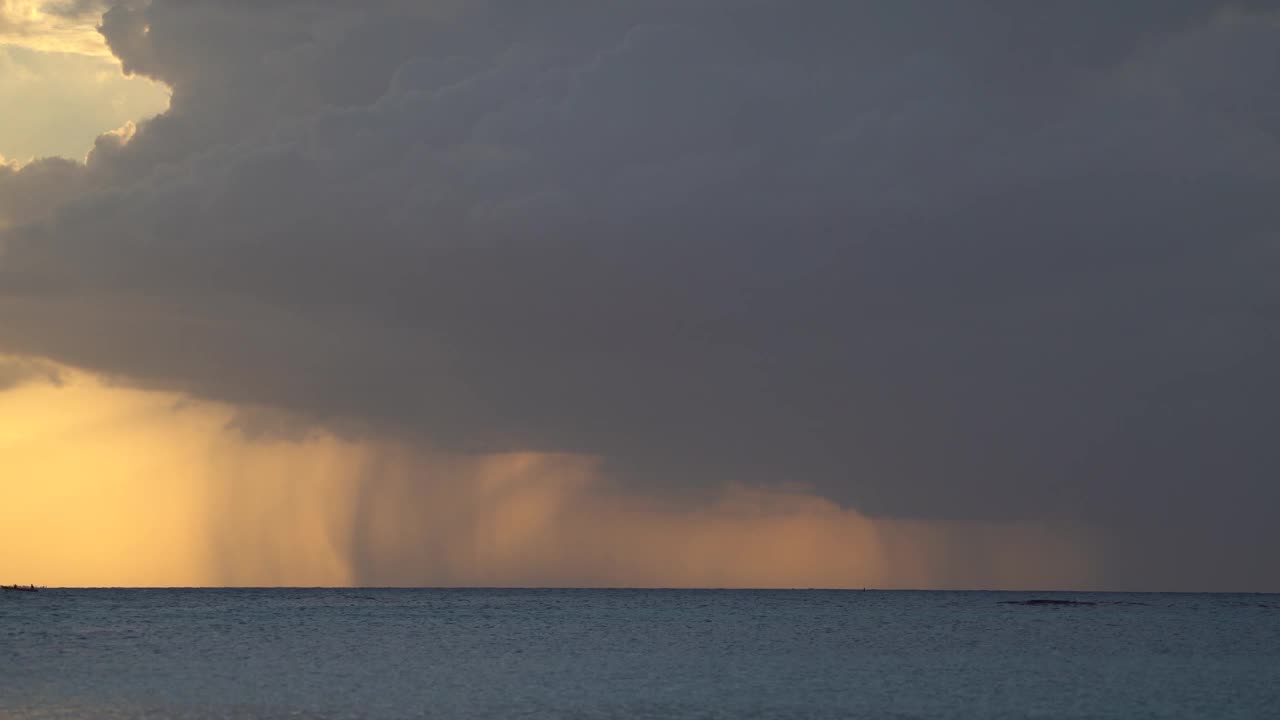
(0, 0), (168, 160)
(1, 1), (1278, 590)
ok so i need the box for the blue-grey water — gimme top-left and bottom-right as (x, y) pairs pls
(2, 590), (1278, 719)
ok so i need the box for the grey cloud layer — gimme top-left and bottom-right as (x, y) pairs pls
(2, 1), (1279, 589)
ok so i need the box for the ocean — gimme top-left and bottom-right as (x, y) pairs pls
(2, 589), (1277, 719)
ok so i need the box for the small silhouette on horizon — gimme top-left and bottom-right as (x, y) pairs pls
(1, 584), (40, 593)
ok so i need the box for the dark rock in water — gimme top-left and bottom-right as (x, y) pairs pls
(1000, 599), (1098, 607)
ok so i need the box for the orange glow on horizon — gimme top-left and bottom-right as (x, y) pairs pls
(0, 360), (1095, 589)
(0, 371), (216, 586)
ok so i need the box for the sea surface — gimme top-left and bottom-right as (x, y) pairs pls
(2, 589), (1278, 719)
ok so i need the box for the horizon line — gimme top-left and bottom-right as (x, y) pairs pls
(10, 586), (1278, 594)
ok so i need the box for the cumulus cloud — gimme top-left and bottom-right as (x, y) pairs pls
(1, 1), (1279, 589)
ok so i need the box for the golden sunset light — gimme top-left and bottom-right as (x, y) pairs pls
(0, 361), (1093, 589)
(0, 1), (167, 162)
(0, 0), (111, 56)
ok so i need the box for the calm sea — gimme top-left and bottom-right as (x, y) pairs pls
(1, 589), (1277, 719)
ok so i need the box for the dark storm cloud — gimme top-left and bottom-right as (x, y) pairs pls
(2, 1), (1279, 589)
